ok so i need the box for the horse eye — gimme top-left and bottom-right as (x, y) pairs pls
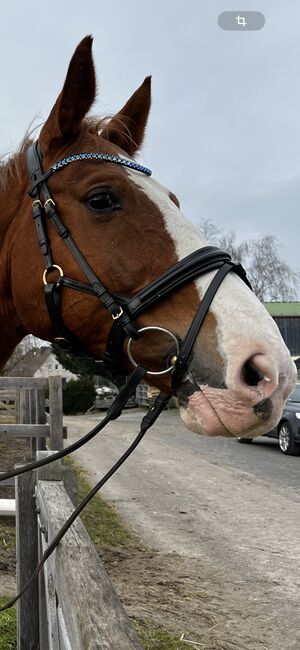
(86, 190), (120, 213)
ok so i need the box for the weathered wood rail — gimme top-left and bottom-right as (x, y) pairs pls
(16, 452), (143, 649)
(0, 388), (17, 421)
(0, 376), (65, 517)
(0, 375), (64, 452)
(0, 376), (143, 648)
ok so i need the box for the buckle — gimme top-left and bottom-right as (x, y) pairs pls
(112, 306), (124, 320)
(43, 265), (64, 286)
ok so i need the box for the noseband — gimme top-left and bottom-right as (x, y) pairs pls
(26, 141), (251, 392)
(0, 141), (252, 614)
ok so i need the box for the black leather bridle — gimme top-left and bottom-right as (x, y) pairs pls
(26, 141), (251, 391)
(0, 141), (251, 613)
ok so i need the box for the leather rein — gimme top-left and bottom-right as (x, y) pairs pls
(0, 141), (251, 612)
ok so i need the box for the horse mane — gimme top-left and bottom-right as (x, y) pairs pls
(0, 115), (135, 243)
(0, 114), (134, 194)
(0, 137), (31, 195)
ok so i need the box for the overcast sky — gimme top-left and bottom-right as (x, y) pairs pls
(0, 1), (299, 291)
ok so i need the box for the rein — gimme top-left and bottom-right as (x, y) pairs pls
(0, 141), (251, 612)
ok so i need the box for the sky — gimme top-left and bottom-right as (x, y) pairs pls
(0, 0), (299, 289)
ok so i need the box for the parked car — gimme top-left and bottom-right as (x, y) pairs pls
(95, 385), (136, 410)
(237, 384), (300, 455)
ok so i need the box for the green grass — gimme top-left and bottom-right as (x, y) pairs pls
(133, 620), (183, 649)
(0, 522), (16, 553)
(0, 459), (186, 649)
(67, 458), (185, 649)
(64, 457), (130, 548)
(0, 599), (16, 650)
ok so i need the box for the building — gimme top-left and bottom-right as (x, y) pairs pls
(6, 347), (77, 381)
(264, 302), (300, 378)
(264, 303), (300, 356)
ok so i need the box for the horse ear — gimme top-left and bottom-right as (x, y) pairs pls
(40, 36), (96, 150)
(101, 76), (151, 156)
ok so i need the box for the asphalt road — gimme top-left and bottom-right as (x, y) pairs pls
(66, 409), (300, 493)
(65, 408), (300, 560)
(65, 410), (300, 649)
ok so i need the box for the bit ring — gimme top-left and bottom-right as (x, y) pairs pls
(127, 326), (179, 376)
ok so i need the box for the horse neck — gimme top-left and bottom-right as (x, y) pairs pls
(0, 157), (29, 369)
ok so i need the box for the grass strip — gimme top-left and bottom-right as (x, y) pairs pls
(0, 457), (187, 650)
(65, 456), (130, 548)
(0, 522), (16, 553)
(133, 619), (183, 649)
(67, 458), (183, 649)
(0, 598), (16, 650)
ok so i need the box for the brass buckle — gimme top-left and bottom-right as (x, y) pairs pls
(112, 306), (124, 320)
(43, 265), (64, 286)
(44, 198), (56, 208)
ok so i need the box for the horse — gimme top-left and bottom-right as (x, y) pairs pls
(0, 35), (296, 440)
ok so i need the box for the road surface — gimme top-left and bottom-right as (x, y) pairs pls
(65, 411), (300, 650)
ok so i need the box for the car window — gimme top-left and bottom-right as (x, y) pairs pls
(288, 385), (300, 402)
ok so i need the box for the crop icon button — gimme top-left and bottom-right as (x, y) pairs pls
(218, 11), (265, 31)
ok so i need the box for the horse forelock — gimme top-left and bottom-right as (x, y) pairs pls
(0, 113), (133, 190)
(0, 114), (138, 243)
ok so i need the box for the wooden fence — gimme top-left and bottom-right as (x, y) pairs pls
(0, 388), (17, 422)
(16, 453), (143, 649)
(0, 376), (65, 517)
(0, 376), (143, 649)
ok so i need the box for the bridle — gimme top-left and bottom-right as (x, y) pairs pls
(0, 141), (251, 613)
(26, 141), (251, 389)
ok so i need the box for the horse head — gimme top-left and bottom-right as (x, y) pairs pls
(2, 36), (296, 438)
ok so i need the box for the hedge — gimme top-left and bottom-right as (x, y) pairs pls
(63, 377), (96, 415)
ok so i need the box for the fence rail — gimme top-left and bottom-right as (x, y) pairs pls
(0, 376), (64, 455)
(0, 376), (65, 519)
(16, 452), (143, 649)
(0, 375), (144, 648)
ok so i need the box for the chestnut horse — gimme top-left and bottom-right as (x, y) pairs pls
(0, 36), (296, 438)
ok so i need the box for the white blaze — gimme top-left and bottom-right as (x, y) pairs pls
(126, 169), (294, 394)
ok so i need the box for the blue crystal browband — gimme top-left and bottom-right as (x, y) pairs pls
(50, 153), (152, 176)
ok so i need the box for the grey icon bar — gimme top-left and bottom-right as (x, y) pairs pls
(218, 11), (265, 31)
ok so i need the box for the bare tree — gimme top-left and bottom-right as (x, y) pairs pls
(198, 218), (299, 301)
(198, 217), (222, 246)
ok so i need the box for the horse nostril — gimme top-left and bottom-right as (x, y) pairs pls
(238, 353), (278, 401)
(241, 359), (265, 387)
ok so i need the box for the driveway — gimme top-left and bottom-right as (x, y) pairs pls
(65, 411), (300, 650)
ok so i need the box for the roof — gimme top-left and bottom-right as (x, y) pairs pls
(8, 347), (51, 376)
(264, 302), (300, 317)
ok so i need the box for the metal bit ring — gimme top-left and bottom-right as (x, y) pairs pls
(127, 326), (179, 376)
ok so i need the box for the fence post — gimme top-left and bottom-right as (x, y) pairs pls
(36, 389), (47, 451)
(16, 468), (39, 650)
(48, 376), (63, 451)
(19, 389), (34, 458)
(19, 389), (30, 424)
